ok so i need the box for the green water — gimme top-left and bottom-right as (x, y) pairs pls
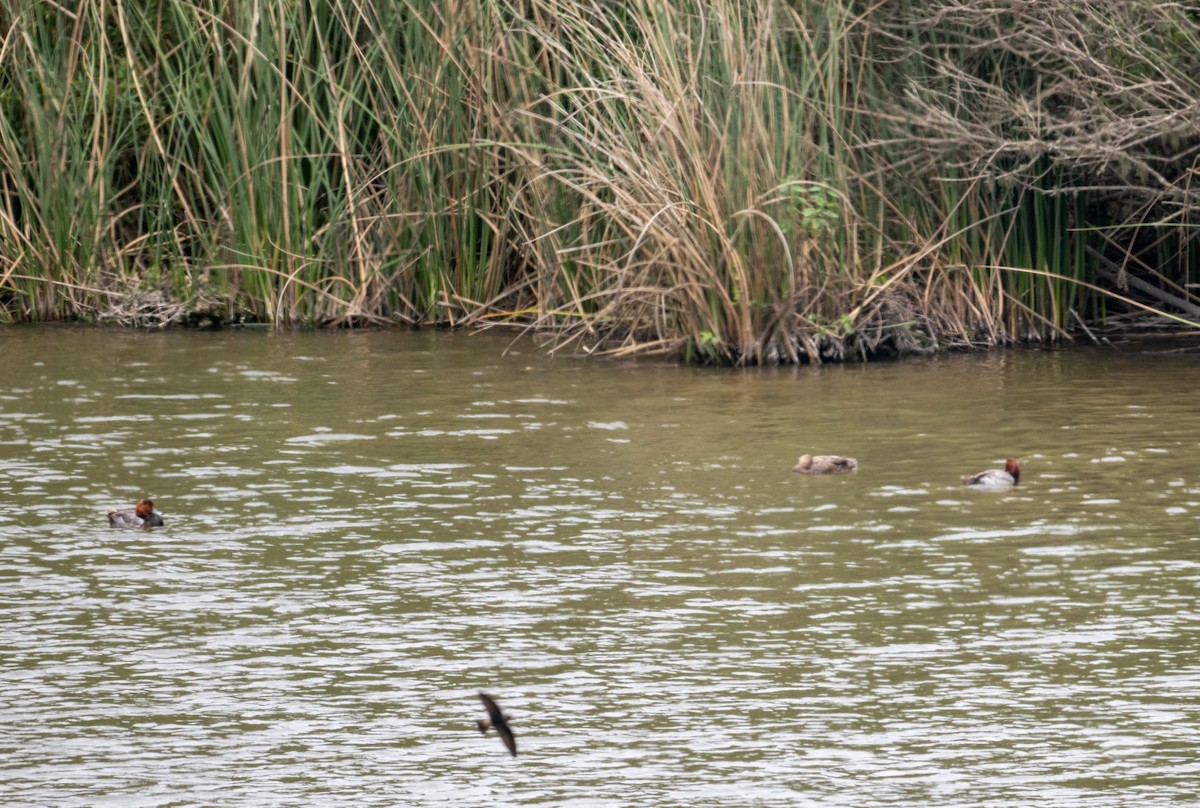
(0, 326), (1197, 806)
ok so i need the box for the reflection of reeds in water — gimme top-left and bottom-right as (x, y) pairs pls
(0, 0), (1194, 360)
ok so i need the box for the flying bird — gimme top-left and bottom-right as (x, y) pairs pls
(477, 691), (517, 757)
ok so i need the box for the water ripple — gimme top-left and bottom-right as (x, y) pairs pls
(1, 332), (1199, 805)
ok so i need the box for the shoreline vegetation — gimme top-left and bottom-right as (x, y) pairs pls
(2, 1), (1199, 364)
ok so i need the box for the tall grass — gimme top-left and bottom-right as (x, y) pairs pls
(1, 0), (1197, 361)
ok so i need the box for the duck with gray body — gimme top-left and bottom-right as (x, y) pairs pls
(961, 458), (1020, 488)
(107, 499), (164, 528)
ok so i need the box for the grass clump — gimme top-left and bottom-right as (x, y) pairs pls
(1, 0), (1199, 361)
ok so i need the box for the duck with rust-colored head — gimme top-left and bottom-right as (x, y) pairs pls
(107, 498), (164, 528)
(793, 454), (858, 474)
(961, 458), (1020, 488)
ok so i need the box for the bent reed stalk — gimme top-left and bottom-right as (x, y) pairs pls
(1, 0), (1198, 362)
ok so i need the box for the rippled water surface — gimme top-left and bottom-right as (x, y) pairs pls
(1, 326), (1198, 806)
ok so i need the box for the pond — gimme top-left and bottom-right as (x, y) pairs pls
(1, 326), (1197, 806)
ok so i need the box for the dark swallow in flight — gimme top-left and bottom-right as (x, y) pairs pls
(477, 691), (517, 757)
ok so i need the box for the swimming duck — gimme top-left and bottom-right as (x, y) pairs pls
(477, 691), (517, 757)
(961, 458), (1020, 487)
(792, 454), (858, 474)
(107, 498), (164, 528)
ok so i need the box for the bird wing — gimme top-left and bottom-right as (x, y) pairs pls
(495, 722), (517, 756)
(478, 692), (504, 724)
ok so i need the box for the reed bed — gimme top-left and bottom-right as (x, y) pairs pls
(1, 0), (1198, 362)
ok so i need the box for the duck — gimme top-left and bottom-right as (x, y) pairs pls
(107, 498), (164, 528)
(477, 691), (517, 757)
(793, 454), (858, 474)
(961, 458), (1020, 488)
